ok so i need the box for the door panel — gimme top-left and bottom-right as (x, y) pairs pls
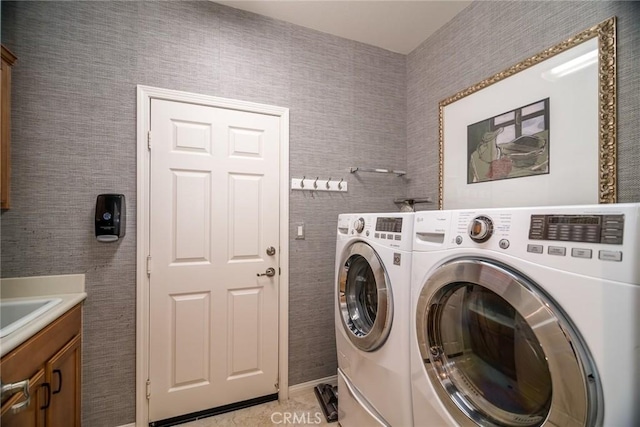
(171, 292), (211, 388)
(229, 173), (263, 259)
(173, 170), (211, 263)
(228, 288), (262, 377)
(46, 335), (81, 427)
(149, 99), (280, 422)
(0, 369), (46, 427)
(229, 126), (264, 158)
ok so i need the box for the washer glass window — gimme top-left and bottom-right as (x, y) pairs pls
(344, 254), (378, 335)
(434, 283), (552, 424)
(416, 258), (600, 427)
(338, 242), (392, 352)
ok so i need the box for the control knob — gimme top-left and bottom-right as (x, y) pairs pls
(468, 215), (493, 243)
(353, 218), (365, 233)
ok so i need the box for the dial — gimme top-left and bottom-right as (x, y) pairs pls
(353, 218), (365, 233)
(468, 215), (493, 243)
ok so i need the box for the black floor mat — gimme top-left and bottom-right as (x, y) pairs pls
(314, 383), (338, 423)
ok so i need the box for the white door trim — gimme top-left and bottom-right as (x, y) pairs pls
(136, 85), (290, 426)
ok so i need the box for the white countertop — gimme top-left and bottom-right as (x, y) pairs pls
(0, 274), (87, 357)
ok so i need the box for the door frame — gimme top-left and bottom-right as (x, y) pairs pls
(135, 85), (290, 426)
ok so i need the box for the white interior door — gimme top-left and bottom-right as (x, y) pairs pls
(147, 98), (281, 423)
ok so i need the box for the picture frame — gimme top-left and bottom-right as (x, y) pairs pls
(439, 17), (616, 210)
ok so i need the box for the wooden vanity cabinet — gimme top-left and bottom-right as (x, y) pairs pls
(0, 369), (47, 427)
(1, 44), (17, 210)
(0, 304), (82, 427)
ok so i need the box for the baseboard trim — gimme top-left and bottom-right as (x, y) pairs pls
(288, 374), (338, 396)
(116, 424), (135, 427)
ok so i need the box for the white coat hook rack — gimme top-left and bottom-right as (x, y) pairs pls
(291, 176), (348, 192)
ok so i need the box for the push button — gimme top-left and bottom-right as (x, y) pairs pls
(599, 250), (622, 262)
(571, 248), (592, 259)
(548, 246), (566, 256)
(527, 244), (543, 254)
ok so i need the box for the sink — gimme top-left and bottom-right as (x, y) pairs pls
(0, 298), (62, 338)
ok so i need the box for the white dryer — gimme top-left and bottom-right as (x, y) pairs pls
(335, 213), (414, 427)
(411, 204), (640, 427)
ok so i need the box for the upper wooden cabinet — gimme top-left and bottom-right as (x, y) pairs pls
(1, 45), (17, 210)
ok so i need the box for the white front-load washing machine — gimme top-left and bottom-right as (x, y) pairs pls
(335, 213), (414, 427)
(411, 203), (640, 427)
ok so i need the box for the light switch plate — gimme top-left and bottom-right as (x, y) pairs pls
(295, 222), (305, 240)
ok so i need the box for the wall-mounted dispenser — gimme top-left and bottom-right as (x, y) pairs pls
(95, 194), (126, 242)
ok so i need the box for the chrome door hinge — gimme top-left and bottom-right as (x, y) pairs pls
(146, 255), (152, 276)
(147, 131), (152, 150)
(146, 379), (151, 400)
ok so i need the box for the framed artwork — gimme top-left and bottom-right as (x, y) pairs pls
(439, 17), (616, 209)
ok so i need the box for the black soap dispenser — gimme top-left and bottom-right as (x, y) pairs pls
(95, 194), (126, 242)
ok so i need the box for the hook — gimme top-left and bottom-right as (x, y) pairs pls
(314, 177), (319, 189)
(326, 177), (331, 189)
(338, 178), (344, 190)
(300, 176), (305, 189)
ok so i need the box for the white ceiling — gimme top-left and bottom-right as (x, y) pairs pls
(214, 1), (472, 54)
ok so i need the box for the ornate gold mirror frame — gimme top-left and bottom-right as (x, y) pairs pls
(438, 17), (616, 209)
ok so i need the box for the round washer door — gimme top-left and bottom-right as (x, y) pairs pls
(416, 257), (600, 427)
(338, 242), (393, 352)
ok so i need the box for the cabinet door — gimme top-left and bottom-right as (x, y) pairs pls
(0, 368), (47, 427)
(1, 45), (17, 210)
(46, 335), (81, 427)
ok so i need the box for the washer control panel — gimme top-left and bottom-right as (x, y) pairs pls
(529, 214), (624, 245)
(468, 215), (494, 243)
(352, 216), (405, 240)
(375, 217), (403, 233)
(338, 213), (414, 251)
(413, 204), (640, 283)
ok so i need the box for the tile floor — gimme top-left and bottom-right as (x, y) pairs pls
(179, 388), (335, 427)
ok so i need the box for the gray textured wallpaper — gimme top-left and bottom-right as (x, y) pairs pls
(407, 1), (640, 204)
(1, 2), (406, 426)
(2, 1), (639, 426)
